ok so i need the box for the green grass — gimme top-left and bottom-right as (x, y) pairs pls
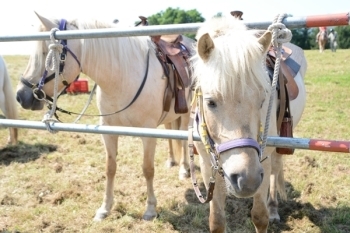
(1, 49), (350, 233)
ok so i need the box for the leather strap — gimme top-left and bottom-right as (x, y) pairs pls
(188, 102), (215, 203)
(277, 68), (286, 133)
(163, 64), (174, 112)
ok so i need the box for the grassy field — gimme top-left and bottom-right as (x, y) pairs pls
(1, 49), (350, 233)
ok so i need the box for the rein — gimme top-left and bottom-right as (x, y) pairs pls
(20, 19), (81, 104)
(51, 49), (151, 121)
(22, 18), (151, 123)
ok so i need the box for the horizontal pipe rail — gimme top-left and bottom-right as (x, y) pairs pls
(1, 119), (349, 153)
(0, 12), (348, 42)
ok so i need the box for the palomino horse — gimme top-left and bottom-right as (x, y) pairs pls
(190, 17), (306, 232)
(0, 56), (18, 145)
(16, 12), (194, 221)
(318, 29), (328, 53)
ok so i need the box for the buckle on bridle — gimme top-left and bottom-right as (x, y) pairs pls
(32, 87), (46, 101)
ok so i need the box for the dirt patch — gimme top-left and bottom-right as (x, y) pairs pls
(0, 194), (17, 206)
(0, 143), (57, 165)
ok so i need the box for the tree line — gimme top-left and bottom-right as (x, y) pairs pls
(290, 27), (350, 49)
(143, 7), (350, 49)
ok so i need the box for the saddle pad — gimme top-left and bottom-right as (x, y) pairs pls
(282, 42), (303, 75)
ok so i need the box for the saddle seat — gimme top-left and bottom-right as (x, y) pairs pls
(151, 34), (191, 114)
(136, 16), (191, 114)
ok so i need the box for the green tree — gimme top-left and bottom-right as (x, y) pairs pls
(290, 26), (350, 50)
(147, 7), (205, 39)
(336, 25), (350, 49)
(290, 28), (312, 49)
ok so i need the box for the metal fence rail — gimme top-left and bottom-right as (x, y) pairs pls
(1, 119), (349, 153)
(0, 12), (348, 42)
(1, 12), (349, 153)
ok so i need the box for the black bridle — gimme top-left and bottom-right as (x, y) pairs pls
(20, 18), (151, 121)
(20, 19), (81, 104)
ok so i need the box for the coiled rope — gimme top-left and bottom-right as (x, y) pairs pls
(42, 28), (62, 133)
(260, 13), (293, 162)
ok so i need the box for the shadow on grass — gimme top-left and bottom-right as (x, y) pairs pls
(268, 181), (350, 233)
(157, 178), (350, 233)
(0, 142), (57, 165)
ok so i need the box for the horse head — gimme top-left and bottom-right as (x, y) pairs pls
(192, 17), (273, 198)
(16, 12), (82, 110)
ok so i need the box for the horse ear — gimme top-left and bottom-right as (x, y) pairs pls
(34, 11), (57, 30)
(257, 31), (272, 53)
(197, 33), (215, 62)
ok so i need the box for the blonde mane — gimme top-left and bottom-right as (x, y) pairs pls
(192, 17), (270, 99)
(30, 18), (154, 81)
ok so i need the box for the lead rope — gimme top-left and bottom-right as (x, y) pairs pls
(42, 28), (63, 133)
(259, 13), (292, 162)
(73, 83), (97, 123)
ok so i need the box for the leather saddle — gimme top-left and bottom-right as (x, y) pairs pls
(231, 10), (302, 154)
(266, 44), (300, 100)
(230, 10), (301, 101)
(136, 16), (192, 114)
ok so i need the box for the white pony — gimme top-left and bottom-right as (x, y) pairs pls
(190, 17), (306, 232)
(16, 13), (194, 221)
(0, 56), (18, 145)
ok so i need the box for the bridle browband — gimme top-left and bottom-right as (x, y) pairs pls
(188, 87), (263, 203)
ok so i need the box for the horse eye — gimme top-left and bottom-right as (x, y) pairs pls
(206, 100), (217, 108)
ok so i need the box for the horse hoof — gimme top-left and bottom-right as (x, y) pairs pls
(165, 160), (176, 168)
(179, 172), (190, 180)
(143, 213), (157, 221)
(178, 167), (190, 180)
(93, 209), (109, 221)
(269, 215), (280, 223)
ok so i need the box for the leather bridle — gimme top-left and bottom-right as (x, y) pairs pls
(20, 19), (81, 104)
(188, 87), (262, 203)
(20, 18), (152, 121)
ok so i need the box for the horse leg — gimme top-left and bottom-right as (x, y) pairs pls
(173, 116), (190, 179)
(209, 180), (227, 233)
(319, 41), (323, 53)
(198, 151), (226, 233)
(165, 117), (190, 180)
(267, 150), (286, 222)
(251, 155), (271, 233)
(94, 134), (118, 221)
(141, 136), (158, 220)
(163, 122), (176, 168)
(8, 128), (18, 145)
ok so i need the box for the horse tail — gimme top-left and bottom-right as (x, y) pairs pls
(1, 57), (18, 143)
(1, 58), (18, 120)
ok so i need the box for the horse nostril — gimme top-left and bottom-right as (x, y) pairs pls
(260, 171), (264, 182)
(16, 94), (21, 104)
(230, 174), (239, 188)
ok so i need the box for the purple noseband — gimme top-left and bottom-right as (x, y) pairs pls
(216, 138), (261, 156)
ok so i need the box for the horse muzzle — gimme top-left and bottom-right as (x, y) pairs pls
(222, 149), (264, 198)
(16, 86), (45, 110)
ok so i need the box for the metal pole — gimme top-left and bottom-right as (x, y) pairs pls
(0, 12), (348, 42)
(1, 119), (349, 153)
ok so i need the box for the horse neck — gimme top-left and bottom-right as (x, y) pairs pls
(80, 36), (151, 91)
